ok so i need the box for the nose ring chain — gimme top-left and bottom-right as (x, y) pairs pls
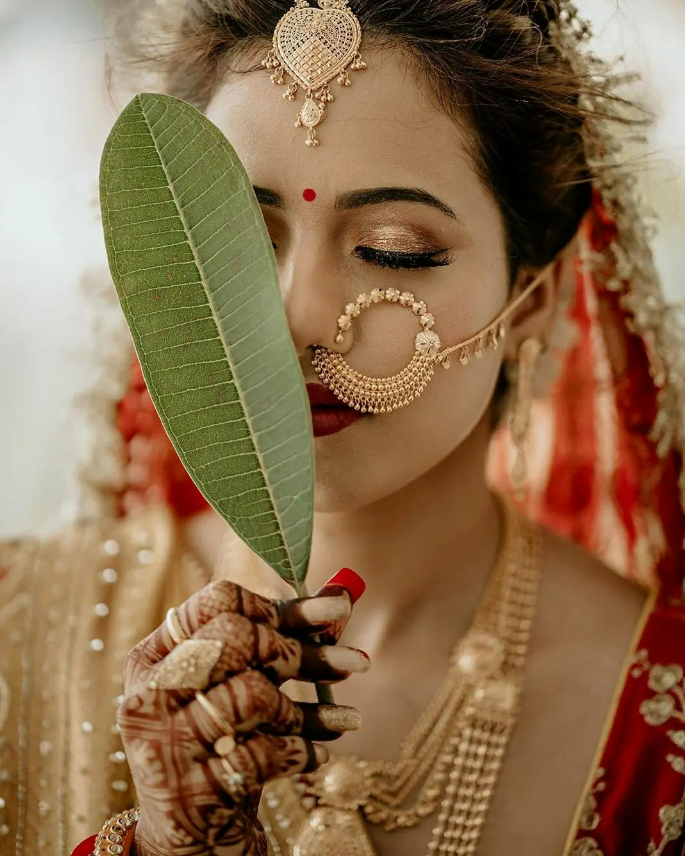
(311, 267), (551, 414)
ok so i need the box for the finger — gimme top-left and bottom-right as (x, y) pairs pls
(307, 592), (352, 646)
(131, 580), (282, 668)
(140, 630), (369, 716)
(205, 735), (328, 795)
(299, 703), (363, 740)
(183, 679), (362, 756)
(277, 568), (365, 642)
(194, 613), (304, 685)
(181, 672), (305, 751)
(310, 568), (366, 645)
(205, 672), (361, 734)
(191, 614), (368, 685)
(298, 642), (370, 683)
(139, 613), (300, 706)
(277, 594), (352, 638)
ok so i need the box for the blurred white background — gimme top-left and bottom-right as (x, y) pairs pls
(1, 0), (685, 538)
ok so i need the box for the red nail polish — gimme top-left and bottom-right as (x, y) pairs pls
(322, 568), (366, 605)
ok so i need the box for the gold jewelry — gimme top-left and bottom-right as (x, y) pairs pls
(261, 0), (367, 147)
(312, 266), (551, 414)
(165, 606), (188, 647)
(214, 733), (238, 757)
(509, 337), (543, 501)
(220, 756), (247, 796)
(195, 689), (238, 745)
(148, 639), (224, 691)
(92, 807), (140, 855)
(271, 506), (542, 856)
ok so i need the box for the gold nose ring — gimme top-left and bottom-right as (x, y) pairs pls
(313, 288), (441, 413)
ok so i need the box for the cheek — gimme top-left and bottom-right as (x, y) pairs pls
(386, 343), (504, 459)
(312, 348), (503, 513)
(416, 346), (503, 444)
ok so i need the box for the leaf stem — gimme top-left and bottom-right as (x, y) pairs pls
(299, 582), (335, 705)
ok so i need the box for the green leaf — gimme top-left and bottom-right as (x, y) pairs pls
(100, 93), (314, 590)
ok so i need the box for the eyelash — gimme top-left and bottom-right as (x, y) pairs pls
(355, 246), (453, 270)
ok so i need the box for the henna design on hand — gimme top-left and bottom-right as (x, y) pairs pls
(120, 580), (359, 856)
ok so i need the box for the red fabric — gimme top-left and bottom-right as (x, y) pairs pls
(71, 826), (137, 856)
(556, 197), (685, 854)
(107, 190), (685, 853)
(578, 589), (685, 855)
(490, 192), (685, 853)
(490, 191), (684, 590)
(70, 835), (97, 856)
(113, 359), (207, 519)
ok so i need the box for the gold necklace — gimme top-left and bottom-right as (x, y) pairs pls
(179, 508), (541, 856)
(279, 505), (541, 856)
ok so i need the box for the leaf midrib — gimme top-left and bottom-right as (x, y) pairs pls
(138, 95), (297, 585)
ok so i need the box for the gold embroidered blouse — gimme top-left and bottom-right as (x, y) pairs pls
(0, 505), (206, 854)
(0, 502), (322, 856)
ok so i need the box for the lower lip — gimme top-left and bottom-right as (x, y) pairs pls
(311, 406), (363, 437)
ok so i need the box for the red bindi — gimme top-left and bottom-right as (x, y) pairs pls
(302, 188), (317, 202)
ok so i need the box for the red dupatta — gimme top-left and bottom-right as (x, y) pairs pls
(489, 190), (685, 855)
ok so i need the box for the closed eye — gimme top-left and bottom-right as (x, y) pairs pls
(355, 246), (454, 270)
(269, 241), (453, 270)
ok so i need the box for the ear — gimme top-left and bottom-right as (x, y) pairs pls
(503, 264), (559, 360)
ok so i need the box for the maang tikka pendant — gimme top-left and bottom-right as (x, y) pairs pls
(261, 0), (367, 147)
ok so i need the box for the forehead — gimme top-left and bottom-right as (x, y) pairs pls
(205, 48), (480, 199)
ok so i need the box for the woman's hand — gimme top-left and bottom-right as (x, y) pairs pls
(118, 578), (367, 855)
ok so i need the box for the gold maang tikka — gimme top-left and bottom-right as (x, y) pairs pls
(312, 267), (552, 414)
(261, 0), (367, 147)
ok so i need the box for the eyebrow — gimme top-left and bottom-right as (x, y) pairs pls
(252, 185), (460, 221)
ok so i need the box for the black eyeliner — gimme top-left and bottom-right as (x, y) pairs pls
(355, 246), (453, 270)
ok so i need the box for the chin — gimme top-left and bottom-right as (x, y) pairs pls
(313, 460), (367, 513)
(312, 451), (385, 513)
(310, 408), (421, 513)
(311, 442), (420, 513)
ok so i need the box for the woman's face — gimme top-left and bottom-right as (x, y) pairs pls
(206, 48), (511, 513)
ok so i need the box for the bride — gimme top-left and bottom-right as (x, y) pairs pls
(2, 1), (684, 855)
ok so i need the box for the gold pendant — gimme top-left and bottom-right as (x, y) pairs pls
(292, 806), (377, 856)
(298, 96), (325, 128)
(262, 0), (367, 146)
(276, 2), (361, 92)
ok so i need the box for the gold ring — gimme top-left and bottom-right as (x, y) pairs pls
(214, 733), (237, 757)
(148, 639), (224, 691)
(195, 690), (237, 737)
(165, 607), (188, 647)
(219, 756), (246, 795)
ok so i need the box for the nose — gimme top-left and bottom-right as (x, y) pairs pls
(280, 240), (347, 359)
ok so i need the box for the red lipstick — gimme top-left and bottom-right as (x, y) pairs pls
(307, 383), (365, 437)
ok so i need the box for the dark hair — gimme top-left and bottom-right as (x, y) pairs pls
(117, 0), (640, 279)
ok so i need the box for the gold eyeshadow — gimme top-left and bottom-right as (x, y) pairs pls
(356, 225), (441, 254)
